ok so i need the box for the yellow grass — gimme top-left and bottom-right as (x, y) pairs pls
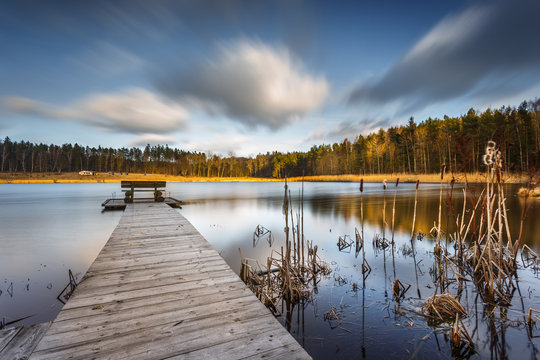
(0, 172), (278, 184)
(288, 172), (528, 184)
(0, 171), (529, 184)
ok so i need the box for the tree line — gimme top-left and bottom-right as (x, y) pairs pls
(1, 100), (539, 177)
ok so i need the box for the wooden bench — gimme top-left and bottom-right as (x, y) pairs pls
(121, 181), (166, 203)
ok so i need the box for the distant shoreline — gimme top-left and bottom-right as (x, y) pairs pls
(0, 172), (530, 184)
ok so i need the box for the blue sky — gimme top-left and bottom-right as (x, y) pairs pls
(1, 0), (539, 156)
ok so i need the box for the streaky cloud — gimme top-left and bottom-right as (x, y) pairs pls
(0, 88), (189, 134)
(156, 39), (329, 129)
(306, 118), (392, 143)
(348, 0), (540, 114)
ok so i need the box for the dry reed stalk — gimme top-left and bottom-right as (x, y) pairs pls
(355, 227), (363, 253)
(240, 181), (332, 315)
(360, 178), (365, 250)
(500, 184), (513, 251)
(460, 188), (484, 250)
(392, 279), (410, 302)
(528, 308), (540, 324)
(521, 244), (540, 269)
(422, 293), (466, 322)
(360, 179), (364, 227)
(450, 314), (474, 352)
(359, 178), (370, 280)
(301, 177), (305, 271)
(337, 235), (353, 251)
(290, 205), (296, 265)
(391, 178), (399, 243)
(381, 180), (387, 257)
(373, 233), (389, 249)
(429, 142), (519, 307)
(324, 302), (344, 328)
(283, 178), (290, 264)
(239, 248), (245, 281)
(513, 179), (536, 258)
(436, 165), (446, 248)
(411, 180), (419, 240)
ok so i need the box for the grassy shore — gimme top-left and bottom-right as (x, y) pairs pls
(292, 172), (532, 183)
(0, 171), (530, 184)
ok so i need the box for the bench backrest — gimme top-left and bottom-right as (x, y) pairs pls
(121, 181), (166, 189)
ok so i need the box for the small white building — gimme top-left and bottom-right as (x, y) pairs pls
(78, 170), (94, 176)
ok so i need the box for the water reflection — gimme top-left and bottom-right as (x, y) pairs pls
(0, 183), (122, 327)
(0, 182), (538, 359)
(177, 182), (538, 359)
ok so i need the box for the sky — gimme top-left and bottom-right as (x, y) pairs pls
(1, 0), (539, 157)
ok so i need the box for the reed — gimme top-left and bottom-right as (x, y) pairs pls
(391, 178), (399, 244)
(528, 308), (540, 325)
(422, 293), (466, 322)
(411, 180), (419, 240)
(337, 235), (353, 251)
(424, 141), (520, 314)
(392, 279), (410, 302)
(449, 314), (474, 356)
(240, 180), (331, 315)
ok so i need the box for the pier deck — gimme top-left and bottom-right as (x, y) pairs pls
(30, 202), (310, 359)
(0, 323), (49, 359)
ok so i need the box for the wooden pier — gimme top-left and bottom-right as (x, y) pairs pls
(0, 323), (49, 359)
(30, 202), (311, 359)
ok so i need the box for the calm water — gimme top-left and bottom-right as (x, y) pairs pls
(0, 182), (538, 358)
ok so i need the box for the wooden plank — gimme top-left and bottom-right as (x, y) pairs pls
(40, 293), (259, 341)
(53, 280), (246, 323)
(91, 242), (216, 260)
(88, 249), (219, 270)
(71, 266), (237, 299)
(62, 273), (240, 310)
(98, 238), (210, 253)
(109, 315), (284, 360)
(78, 258), (228, 288)
(83, 255), (224, 277)
(32, 306), (271, 360)
(0, 326), (22, 352)
(169, 327), (305, 359)
(243, 346), (312, 360)
(1, 324), (49, 360)
(30, 202), (310, 359)
(104, 234), (202, 245)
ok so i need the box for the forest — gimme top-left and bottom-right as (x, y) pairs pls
(1, 100), (539, 178)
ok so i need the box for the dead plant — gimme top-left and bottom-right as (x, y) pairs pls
(422, 293), (467, 323)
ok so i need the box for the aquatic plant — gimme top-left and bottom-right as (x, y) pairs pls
(239, 178), (331, 320)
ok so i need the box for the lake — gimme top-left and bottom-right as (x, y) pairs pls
(0, 182), (538, 358)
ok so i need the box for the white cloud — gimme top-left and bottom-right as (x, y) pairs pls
(1, 88), (189, 134)
(157, 39), (329, 129)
